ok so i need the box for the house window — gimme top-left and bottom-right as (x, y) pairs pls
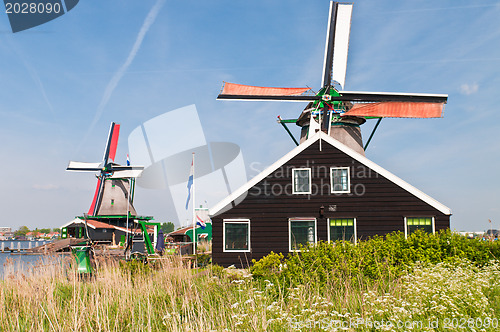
(223, 219), (250, 252)
(405, 217), (435, 238)
(331, 167), (350, 193)
(328, 218), (356, 243)
(292, 168), (312, 194)
(289, 218), (316, 251)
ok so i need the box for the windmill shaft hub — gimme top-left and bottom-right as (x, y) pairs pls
(299, 113), (366, 155)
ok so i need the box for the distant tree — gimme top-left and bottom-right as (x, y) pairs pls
(38, 228), (51, 234)
(15, 226), (30, 237)
(52, 228), (61, 233)
(161, 222), (175, 234)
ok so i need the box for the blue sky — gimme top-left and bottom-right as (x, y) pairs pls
(0, 0), (498, 232)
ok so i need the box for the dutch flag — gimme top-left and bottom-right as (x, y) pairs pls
(196, 215), (207, 230)
(126, 154), (131, 166)
(185, 159), (194, 209)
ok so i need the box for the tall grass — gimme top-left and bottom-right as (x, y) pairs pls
(0, 231), (498, 331)
(0, 255), (276, 331)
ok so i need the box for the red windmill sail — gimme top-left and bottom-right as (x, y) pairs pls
(343, 101), (445, 118)
(107, 124), (120, 162)
(220, 82), (311, 97)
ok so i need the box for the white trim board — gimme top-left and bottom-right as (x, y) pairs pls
(60, 218), (83, 229)
(330, 166), (350, 194)
(209, 131), (451, 216)
(292, 168), (312, 194)
(60, 218), (98, 230)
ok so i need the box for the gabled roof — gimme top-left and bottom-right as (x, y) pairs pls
(60, 218), (133, 232)
(209, 131), (452, 216)
(60, 218), (83, 229)
(168, 225), (194, 236)
(86, 220), (116, 229)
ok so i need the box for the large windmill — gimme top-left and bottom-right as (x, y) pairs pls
(217, 2), (448, 155)
(67, 122), (144, 219)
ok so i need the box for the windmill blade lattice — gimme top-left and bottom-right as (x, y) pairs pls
(217, 82), (315, 102)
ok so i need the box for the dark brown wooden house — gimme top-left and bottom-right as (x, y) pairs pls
(209, 132), (451, 267)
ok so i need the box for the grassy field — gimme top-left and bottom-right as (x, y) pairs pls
(0, 231), (499, 331)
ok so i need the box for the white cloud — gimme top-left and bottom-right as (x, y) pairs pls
(459, 82), (479, 95)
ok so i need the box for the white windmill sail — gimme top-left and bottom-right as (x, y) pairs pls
(66, 161), (102, 171)
(321, 2), (353, 89)
(330, 3), (353, 89)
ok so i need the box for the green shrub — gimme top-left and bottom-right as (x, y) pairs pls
(209, 263), (225, 278)
(249, 251), (284, 279)
(251, 230), (500, 289)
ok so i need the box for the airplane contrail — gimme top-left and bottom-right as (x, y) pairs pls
(4, 35), (57, 120)
(80, 0), (166, 152)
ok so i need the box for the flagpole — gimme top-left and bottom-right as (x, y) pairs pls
(192, 153), (196, 259)
(126, 154), (131, 252)
(126, 180), (130, 246)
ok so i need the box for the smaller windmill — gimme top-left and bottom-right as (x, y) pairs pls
(67, 122), (144, 218)
(217, 2), (448, 154)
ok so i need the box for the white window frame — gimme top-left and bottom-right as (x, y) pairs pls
(330, 167), (350, 194)
(223, 219), (251, 252)
(327, 217), (357, 244)
(288, 218), (317, 252)
(292, 168), (312, 194)
(404, 216), (435, 239)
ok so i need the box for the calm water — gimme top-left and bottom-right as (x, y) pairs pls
(0, 239), (51, 251)
(0, 240), (65, 278)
